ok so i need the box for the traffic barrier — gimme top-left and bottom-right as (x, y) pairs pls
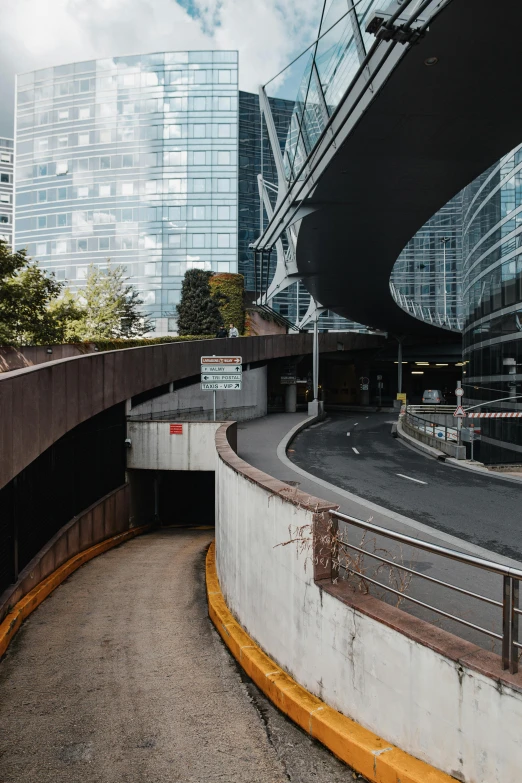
(467, 412), (522, 418)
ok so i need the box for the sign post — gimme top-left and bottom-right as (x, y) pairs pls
(201, 356), (242, 421)
(455, 381), (463, 445)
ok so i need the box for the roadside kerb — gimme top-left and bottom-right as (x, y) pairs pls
(397, 417), (522, 485)
(396, 417), (448, 460)
(400, 415), (466, 459)
(0, 525), (151, 658)
(206, 542), (454, 783)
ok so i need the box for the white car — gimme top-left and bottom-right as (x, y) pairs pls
(422, 389), (445, 404)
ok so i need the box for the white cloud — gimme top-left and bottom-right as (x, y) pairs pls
(0, 0), (321, 136)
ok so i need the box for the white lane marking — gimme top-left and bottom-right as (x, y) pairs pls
(366, 416), (369, 419)
(353, 422), (359, 426)
(396, 473), (427, 485)
(346, 432), (351, 436)
(276, 421), (522, 569)
(352, 447), (360, 455)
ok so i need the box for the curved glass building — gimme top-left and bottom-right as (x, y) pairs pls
(391, 192), (463, 332)
(462, 146), (522, 463)
(14, 52), (238, 334)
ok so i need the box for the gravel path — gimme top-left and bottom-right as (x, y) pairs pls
(0, 529), (361, 783)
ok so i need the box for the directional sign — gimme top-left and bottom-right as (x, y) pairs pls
(201, 373), (243, 382)
(200, 365), (242, 374)
(453, 405), (466, 417)
(201, 382), (242, 390)
(201, 356), (242, 391)
(201, 356), (241, 365)
(455, 388), (464, 397)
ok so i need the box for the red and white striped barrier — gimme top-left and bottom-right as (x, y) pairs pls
(466, 411), (522, 418)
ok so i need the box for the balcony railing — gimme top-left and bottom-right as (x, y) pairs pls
(390, 280), (463, 331)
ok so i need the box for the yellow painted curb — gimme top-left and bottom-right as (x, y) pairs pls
(0, 525), (151, 659)
(206, 541), (457, 783)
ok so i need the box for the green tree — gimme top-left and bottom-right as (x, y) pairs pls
(64, 264), (154, 340)
(0, 242), (64, 345)
(177, 269), (223, 335)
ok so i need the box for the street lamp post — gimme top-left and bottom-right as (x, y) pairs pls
(440, 237), (449, 323)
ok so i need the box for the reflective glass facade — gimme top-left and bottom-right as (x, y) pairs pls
(238, 90), (293, 294)
(0, 138), (14, 246)
(240, 89), (372, 332)
(280, 0), (383, 184)
(462, 145), (522, 463)
(391, 192), (463, 331)
(14, 52), (238, 334)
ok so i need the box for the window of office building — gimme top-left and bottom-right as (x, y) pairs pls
(15, 51), (238, 335)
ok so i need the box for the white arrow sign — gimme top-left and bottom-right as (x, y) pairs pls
(200, 365), (242, 374)
(201, 382), (242, 390)
(202, 373), (243, 382)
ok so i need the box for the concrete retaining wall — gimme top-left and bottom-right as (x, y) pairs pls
(130, 365), (267, 422)
(127, 421), (222, 471)
(403, 417), (466, 459)
(0, 484), (130, 622)
(215, 422), (522, 783)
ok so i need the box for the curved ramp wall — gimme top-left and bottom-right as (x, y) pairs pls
(215, 422), (522, 783)
(0, 334), (378, 618)
(0, 486), (130, 622)
(0, 333), (375, 491)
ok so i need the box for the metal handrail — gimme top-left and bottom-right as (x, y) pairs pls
(330, 509), (522, 672)
(404, 410), (457, 443)
(343, 540), (502, 608)
(389, 280), (463, 332)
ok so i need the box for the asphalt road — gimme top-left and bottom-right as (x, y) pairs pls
(0, 529), (362, 783)
(289, 412), (522, 562)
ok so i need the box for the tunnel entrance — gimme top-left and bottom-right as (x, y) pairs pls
(128, 469), (215, 529)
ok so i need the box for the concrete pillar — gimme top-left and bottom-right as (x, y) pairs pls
(285, 383), (297, 413)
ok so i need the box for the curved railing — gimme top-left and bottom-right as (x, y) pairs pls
(389, 280), (463, 331)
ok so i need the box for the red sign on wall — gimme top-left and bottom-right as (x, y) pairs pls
(170, 423), (183, 435)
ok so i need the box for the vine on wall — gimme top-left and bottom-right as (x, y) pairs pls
(209, 273), (245, 334)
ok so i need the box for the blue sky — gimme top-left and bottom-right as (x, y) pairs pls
(0, 0), (322, 137)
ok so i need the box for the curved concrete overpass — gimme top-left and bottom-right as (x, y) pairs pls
(0, 333), (377, 491)
(256, 0), (522, 334)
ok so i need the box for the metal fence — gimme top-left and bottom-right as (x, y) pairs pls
(128, 405), (259, 422)
(330, 510), (522, 673)
(404, 409), (458, 442)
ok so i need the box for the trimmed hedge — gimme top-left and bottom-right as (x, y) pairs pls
(87, 335), (215, 352)
(210, 273), (245, 334)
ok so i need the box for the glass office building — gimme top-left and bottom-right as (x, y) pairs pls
(0, 138), (14, 246)
(238, 90), (293, 294)
(462, 145), (522, 463)
(14, 52), (238, 334)
(239, 90), (372, 332)
(391, 192), (463, 331)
